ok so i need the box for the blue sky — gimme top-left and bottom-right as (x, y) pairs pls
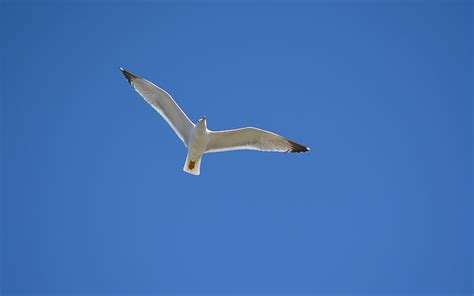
(1, 1), (472, 295)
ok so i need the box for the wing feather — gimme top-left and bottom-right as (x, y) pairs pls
(206, 127), (309, 153)
(120, 68), (195, 145)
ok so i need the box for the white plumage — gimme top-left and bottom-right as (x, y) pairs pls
(120, 67), (309, 176)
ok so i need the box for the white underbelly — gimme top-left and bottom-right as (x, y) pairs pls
(188, 133), (208, 159)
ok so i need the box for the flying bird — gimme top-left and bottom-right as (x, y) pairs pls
(120, 67), (309, 175)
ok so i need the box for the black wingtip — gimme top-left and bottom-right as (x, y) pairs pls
(120, 67), (137, 84)
(287, 139), (310, 153)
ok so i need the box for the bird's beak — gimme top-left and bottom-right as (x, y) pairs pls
(202, 116), (206, 121)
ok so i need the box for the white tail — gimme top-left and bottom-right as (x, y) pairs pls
(183, 154), (202, 176)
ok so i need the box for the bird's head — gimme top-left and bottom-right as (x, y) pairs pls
(197, 116), (207, 127)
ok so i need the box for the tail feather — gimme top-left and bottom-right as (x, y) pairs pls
(183, 155), (202, 176)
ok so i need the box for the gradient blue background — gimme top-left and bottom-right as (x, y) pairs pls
(1, 1), (472, 295)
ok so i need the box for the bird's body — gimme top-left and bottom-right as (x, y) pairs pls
(184, 119), (208, 175)
(120, 67), (309, 176)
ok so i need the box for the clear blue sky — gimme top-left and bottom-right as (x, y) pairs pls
(2, 1), (472, 295)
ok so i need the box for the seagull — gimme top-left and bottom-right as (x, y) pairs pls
(120, 67), (309, 175)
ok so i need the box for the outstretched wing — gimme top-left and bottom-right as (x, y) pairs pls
(206, 127), (309, 153)
(120, 67), (195, 145)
